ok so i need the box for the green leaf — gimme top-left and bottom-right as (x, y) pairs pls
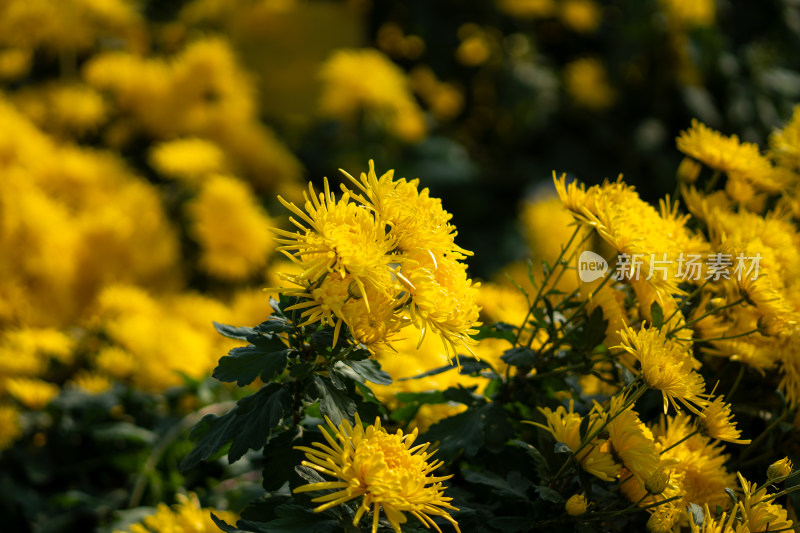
(180, 383), (291, 471)
(344, 359), (392, 385)
(501, 347), (536, 367)
(583, 306), (608, 349)
(481, 403), (513, 452)
(213, 335), (290, 386)
(255, 316), (294, 335)
(423, 408), (485, 461)
(472, 323), (517, 344)
(651, 301), (664, 329)
(461, 469), (530, 500)
(261, 428), (305, 491)
(510, 440), (550, 477)
(213, 322), (256, 341)
(534, 485), (564, 503)
(230, 384), (292, 462)
(329, 361), (361, 390)
(257, 504), (339, 533)
(91, 423), (156, 446)
(314, 376), (356, 425)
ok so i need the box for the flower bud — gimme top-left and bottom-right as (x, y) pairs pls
(767, 457), (793, 482)
(565, 493), (588, 516)
(347, 280), (363, 300)
(645, 469), (670, 495)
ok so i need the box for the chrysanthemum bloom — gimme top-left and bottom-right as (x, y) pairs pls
(565, 493), (588, 516)
(554, 174), (707, 295)
(646, 505), (681, 533)
(275, 179), (395, 296)
(601, 394), (660, 483)
(736, 472), (794, 531)
(6, 377), (59, 410)
(294, 414), (460, 533)
(770, 103), (800, 172)
(617, 324), (708, 414)
(677, 119), (788, 193)
(688, 503), (732, 533)
(114, 492), (237, 533)
(767, 457), (793, 482)
(652, 413), (736, 511)
(532, 402), (620, 482)
(695, 395), (750, 444)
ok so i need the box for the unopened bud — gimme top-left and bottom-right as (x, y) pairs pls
(347, 280), (363, 300)
(565, 493), (588, 516)
(645, 469), (670, 495)
(677, 157), (701, 184)
(767, 457), (793, 482)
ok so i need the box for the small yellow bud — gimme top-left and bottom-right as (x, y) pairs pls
(767, 457), (793, 482)
(645, 469), (670, 495)
(565, 493), (588, 516)
(347, 280), (363, 300)
(676, 157), (701, 184)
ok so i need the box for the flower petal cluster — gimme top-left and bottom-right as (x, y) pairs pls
(294, 414), (460, 533)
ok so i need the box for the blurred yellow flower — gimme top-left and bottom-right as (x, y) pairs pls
(294, 414), (460, 533)
(149, 138), (228, 182)
(560, 0), (602, 34)
(318, 48), (427, 142)
(6, 378), (59, 410)
(115, 492), (237, 533)
(70, 371), (113, 394)
(188, 174), (275, 280)
(563, 58), (615, 111)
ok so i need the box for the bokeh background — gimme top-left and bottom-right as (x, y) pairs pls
(2, 0), (800, 531)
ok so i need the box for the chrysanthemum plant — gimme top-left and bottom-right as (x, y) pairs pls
(184, 111), (800, 532)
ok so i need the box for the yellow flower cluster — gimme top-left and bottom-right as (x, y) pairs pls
(275, 160), (481, 357)
(318, 49), (428, 143)
(114, 492), (237, 533)
(294, 414), (460, 533)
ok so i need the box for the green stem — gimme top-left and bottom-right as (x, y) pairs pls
(667, 298), (745, 337)
(659, 429), (699, 455)
(513, 226), (581, 346)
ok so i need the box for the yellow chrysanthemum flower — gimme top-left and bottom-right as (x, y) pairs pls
(695, 395), (751, 444)
(646, 505), (681, 533)
(318, 49), (427, 142)
(294, 414), (460, 533)
(342, 160), (470, 260)
(737, 472), (794, 532)
(6, 378), (59, 410)
(70, 371), (113, 394)
(618, 324), (708, 414)
(770, 104), (800, 172)
(677, 119), (788, 193)
(653, 413), (736, 511)
(149, 138), (229, 182)
(188, 174), (275, 280)
(532, 401), (620, 482)
(601, 394), (660, 483)
(275, 178), (395, 294)
(114, 492), (237, 533)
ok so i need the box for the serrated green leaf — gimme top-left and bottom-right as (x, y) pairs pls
(258, 504), (339, 533)
(423, 408), (485, 461)
(462, 469), (529, 500)
(262, 428), (304, 491)
(91, 423), (156, 446)
(314, 376), (356, 425)
(501, 347), (536, 367)
(329, 361), (361, 390)
(212, 335), (290, 386)
(472, 323), (517, 344)
(180, 384), (291, 471)
(583, 306), (608, 349)
(344, 359), (392, 385)
(229, 384), (292, 462)
(213, 322), (257, 340)
(510, 440), (550, 477)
